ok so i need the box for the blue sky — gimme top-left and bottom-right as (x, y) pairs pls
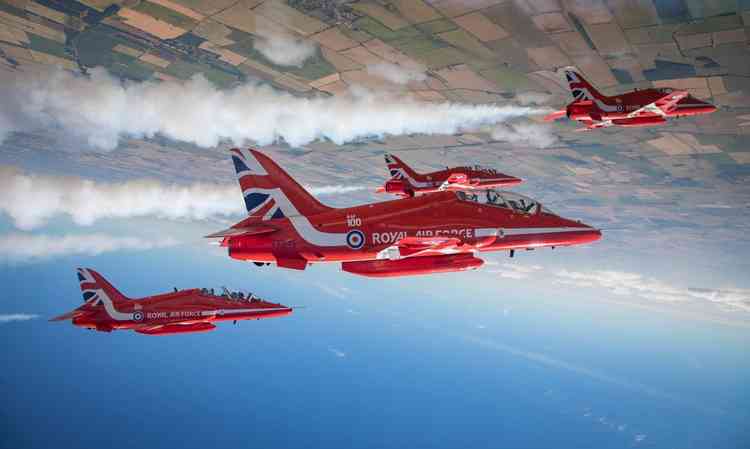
(2, 240), (749, 449)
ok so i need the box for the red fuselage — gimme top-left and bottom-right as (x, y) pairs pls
(219, 190), (601, 277)
(380, 167), (523, 197)
(70, 289), (292, 335)
(566, 90), (716, 128)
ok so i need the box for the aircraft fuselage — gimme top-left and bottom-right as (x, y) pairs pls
(566, 90), (716, 128)
(221, 191), (601, 273)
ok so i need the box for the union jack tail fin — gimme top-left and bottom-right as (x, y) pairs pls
(384, 153), (420, 181)
(51, 268), (129, 321)
(230, 148), (333, 220)
(564, 69), (607, 102)
(77, 268), (129, 305)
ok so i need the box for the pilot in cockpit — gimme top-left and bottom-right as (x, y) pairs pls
(504, 194), (539, 214)
(486, 190), (504, 206)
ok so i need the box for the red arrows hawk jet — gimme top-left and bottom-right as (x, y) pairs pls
(544, 69), (717, 130)
(51, 268), (292, 335)
(207, 148), (601, 278)
(376, 153), (523, 197)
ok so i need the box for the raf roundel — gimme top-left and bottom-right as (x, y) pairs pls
(133, 311), (144, 322)
(346, 230), (365, 250)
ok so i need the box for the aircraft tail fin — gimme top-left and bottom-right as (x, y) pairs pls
(563, 68), (607, 102)
(384, 153), (420, 180)
(77, 268), (130, 305)
(229, 148), (333, 220)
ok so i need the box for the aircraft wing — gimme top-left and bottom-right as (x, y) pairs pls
(204, 223), (278, 239)
(627, 90), (688, 118)
(438, 173), (469, 190)
(378, 236), (465, 260)
(135, 322), (217, 335)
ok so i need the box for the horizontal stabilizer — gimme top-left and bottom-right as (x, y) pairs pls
(544, 110), (566, 121)
(49, 310), (81, 322)
(205, 224), (278, 239)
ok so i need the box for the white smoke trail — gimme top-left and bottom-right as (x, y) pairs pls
(0, 166), (367, 230)
(0, 233), (179, 263)
(306, 185), (366, 196)
(515, 92), (553, 105)
(0, 166), (241, 229)
(0, 313), (39, 323)
(491, 121), (559, 148)
(0, 67), (547, 150)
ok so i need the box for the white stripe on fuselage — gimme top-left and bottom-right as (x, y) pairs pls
(241, 186), (593, 248)
(394, 169), (512, 190)
(89, 289), (134, 321)
(90, 285), (289, 322)
(391, 168), (434, 188)
(502, 227), (592, 236)
(200, 307), (290, 317)
(569, 81), (620, 113)
(242, 187), (347, 247)
(591, 95), (619, 113)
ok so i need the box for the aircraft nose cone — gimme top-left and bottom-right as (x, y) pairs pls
(568, 221), (602, 245)
(687, 98), (717, 114)
(576, 226), (602, 244)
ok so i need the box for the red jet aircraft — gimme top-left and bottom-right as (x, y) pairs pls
(207, 148), (601, 278)
(376, 153), (523, 197)
(51, 268), (292, 335)
(544, 69), (717, 130)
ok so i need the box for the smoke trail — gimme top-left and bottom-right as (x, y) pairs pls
(0, 166), (366, 230)
(491, 120), (559, 148)
(0, 67), (548, 150)
(0, 166), (241, 229)
(0, 314), (39, 323)
(306, 185), (366, 196)
(0, 233), (179, 263)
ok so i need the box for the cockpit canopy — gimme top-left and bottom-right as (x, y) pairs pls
(460, 165), (498, 175)
(456, 189), (547, 215)
(200, 287), (262, 303)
